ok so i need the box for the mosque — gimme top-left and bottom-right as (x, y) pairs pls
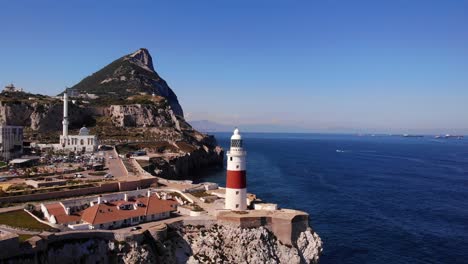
(56, 92), (97, 153)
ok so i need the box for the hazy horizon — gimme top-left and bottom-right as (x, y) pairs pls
(188, 119), (468, 135)
(1, 1), (467, 134)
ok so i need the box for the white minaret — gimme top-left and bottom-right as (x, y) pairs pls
(225, 128), (247, 210)
(62, 92), (69, 138)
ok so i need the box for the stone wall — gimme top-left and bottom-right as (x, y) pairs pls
(0, 178), (157, 204)
(118, 178), (156, 191)
(217, 211), (311, 246)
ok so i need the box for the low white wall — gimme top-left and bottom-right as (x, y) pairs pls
(68, 223), (91, 230)
(254, 203), (278, 211)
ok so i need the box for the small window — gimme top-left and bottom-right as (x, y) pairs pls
(236, 165), (239, 169)
(236, 191), (239, 195)
(236, 204), (239, 208)
(230, 157), (233, 161)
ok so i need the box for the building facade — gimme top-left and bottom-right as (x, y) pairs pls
(0, 125), (23, 161)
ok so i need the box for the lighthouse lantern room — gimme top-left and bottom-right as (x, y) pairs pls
(225, 128), (247, 210)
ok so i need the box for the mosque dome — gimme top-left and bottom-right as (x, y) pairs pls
(79, 126), (89, 136)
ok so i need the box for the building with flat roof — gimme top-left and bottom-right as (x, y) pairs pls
(0, 125), (23, 161)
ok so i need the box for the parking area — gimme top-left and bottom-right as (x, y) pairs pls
(0, 149), (131, 195)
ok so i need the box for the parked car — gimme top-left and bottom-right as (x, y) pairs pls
(0, 177), (6, 182)
(131, 226), (142, 231)
(104, 173), (113, 179)
(74, 173), (84, 178)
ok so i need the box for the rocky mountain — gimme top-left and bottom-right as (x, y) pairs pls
(70, 48), (183, 116)
(0, 49), (223, 178)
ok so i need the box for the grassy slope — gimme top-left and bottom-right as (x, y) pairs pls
(0, 210), (52, 231)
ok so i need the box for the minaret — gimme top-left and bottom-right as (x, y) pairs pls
(62, 92), (69, 138)
(225, 128), (247, 210)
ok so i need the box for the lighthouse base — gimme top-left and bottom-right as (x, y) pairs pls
(225, 188), (247, 210)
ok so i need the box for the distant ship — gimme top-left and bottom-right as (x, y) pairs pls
(402, 134), (424, 138)
(434, 134), (464, 139)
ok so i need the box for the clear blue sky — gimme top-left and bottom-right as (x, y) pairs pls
(1, 0), (467, 134)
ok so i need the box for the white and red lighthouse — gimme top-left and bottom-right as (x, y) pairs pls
(225, 128), (247, 210)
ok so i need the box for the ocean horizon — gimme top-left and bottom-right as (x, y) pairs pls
(196, 132), (468, 263)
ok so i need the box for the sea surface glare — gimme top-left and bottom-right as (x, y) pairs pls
(196, 133), (468, 264)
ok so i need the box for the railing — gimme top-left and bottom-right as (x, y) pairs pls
(226, 150), (247, 156)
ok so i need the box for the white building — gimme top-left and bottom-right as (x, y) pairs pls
(56, 92), (97, 153)
(3, 84), (23, 93)
(0, 125), (23, 161)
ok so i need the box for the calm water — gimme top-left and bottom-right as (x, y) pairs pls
(196, 133), (468, 264)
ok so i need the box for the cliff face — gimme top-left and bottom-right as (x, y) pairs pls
(0, 100), (94, 132)
(107, 104), (180, 129)
(177, 224), (322, 264)
(148, 145), (224, 179)
(3, 224), (322, 264)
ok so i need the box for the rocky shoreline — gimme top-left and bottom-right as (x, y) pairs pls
(1, 223), (322, 264)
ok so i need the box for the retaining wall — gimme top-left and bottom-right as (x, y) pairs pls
(0, 178), (157, 204)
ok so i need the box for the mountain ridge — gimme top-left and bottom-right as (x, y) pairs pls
(69, 48), (184, 116)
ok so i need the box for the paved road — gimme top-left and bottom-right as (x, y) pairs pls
(102, 149), (129, 179)
(0, 205), (24, 213)
(0, 226), (39, 235)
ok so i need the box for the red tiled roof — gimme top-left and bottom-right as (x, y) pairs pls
(141, 196), (178, 216)
(45, 203), (82, 224)
(81, 196), (177, 225)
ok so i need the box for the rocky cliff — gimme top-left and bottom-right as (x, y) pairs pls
(70, 48), (184, 117)
(2, 224), (322, 264)
(0, 98), (94, 132)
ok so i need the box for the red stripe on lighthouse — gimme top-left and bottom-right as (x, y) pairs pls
(226, 170), (246, 189)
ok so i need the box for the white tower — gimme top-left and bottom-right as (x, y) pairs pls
(225, 128), (247, 210)
(62, 92), (69, 138)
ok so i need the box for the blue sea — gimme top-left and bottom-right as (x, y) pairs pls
(195, 133), (468, 264)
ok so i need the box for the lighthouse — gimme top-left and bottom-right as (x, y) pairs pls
(225, 128), (247, 210)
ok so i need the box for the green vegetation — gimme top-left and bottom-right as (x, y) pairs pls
(175, 141), (197, 153)
(190, 191), (211, 198)
(0, 91), (58, 104)
(18, 234), (35, 242)
(0, 202), (17, 208)
(0, 210), (54, 231)
(69, 54), (167, 106)
(191, 204), (204, 212)
(116, 141), (179, 155)
(6, 184), (33, 192)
